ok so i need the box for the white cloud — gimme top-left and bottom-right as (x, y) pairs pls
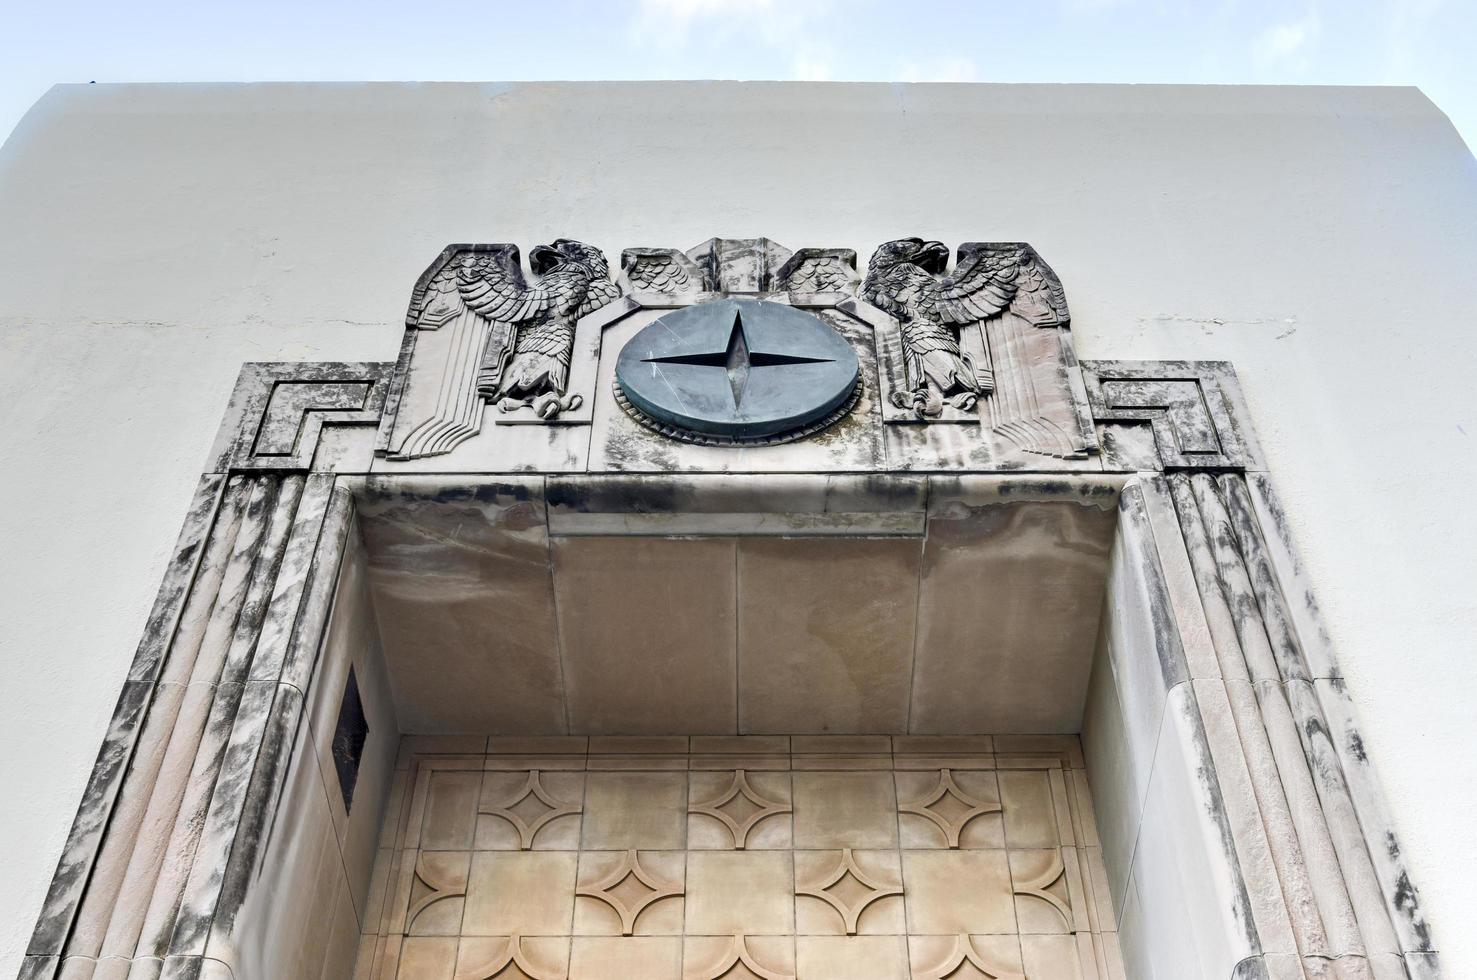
(1254, 10), (1321, 68)
(630, 0), (830, 49)
(792, 47), (833, 81)
(898, 55), (979, 83)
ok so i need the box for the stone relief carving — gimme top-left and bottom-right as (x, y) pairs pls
(574, 849), (684, 936)
(912, 934), (1025, 979)
(862, 238), (1000, 417)
(1083, 359), (1266, 470)
(478, 770), (583, 850)
(683, 934), (794, 980)
(618, 238), (859, 301)
(898, 768), (1004, 849)
(1010, 849), (1073, 931)
(619, 247), (709, 299)
(375, 235), (1102, 464)
(455, 934), (567, 980)
(861, 239), (1093, 458)
(407, 851), (470, 934)
(794, 848), (904, 936)
(209, 361), (392, 472)
(773, 248), (860, 297)
(383, 240), (621, 459)
(688, 769), (792, 850)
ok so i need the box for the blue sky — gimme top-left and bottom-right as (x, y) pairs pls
(3, 0), (1474, 153)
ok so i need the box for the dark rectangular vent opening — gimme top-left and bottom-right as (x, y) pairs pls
(331, 667), (369, 813)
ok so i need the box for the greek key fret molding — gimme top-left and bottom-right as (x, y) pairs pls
(1083, 359), (1265, 471)
(210, 361), (392, 472)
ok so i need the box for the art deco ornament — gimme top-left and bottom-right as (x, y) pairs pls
(614, 297), (861, 444)
(862, 238), (1069, 419)
(387, 239), (621, 459)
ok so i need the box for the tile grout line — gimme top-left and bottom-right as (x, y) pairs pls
(383, 741), (1114, 977)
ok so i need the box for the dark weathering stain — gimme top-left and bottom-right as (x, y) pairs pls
(1347, 730), (1369, 764)
(1389, 851), (1434, 947)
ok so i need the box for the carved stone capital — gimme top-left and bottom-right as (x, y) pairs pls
(208, 362), (391, 473)
(1083, 359), (1265, 471)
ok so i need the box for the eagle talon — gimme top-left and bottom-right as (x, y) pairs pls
(948, 392), (978, 412)
(533, 393), (564, 419)
(913, 390), (943, 419)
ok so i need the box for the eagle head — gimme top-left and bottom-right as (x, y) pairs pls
(869, 238), (949, 278)
(532, 239), (609, 278)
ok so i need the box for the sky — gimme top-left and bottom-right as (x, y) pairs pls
(1, 0), (1475, 154)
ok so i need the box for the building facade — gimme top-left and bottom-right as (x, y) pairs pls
(1, 82), (1474, 980)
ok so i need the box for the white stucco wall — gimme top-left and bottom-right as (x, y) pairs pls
(0, 81), (1473, 978)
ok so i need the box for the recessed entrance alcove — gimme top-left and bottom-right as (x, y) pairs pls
(246, 473), (1185, 980)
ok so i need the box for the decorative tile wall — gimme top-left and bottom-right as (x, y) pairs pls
(354, 735), (1124, 980)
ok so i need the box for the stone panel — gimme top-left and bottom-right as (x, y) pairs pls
(553, 536), (737, 735)
(736, 537), (921, 735)
(910, 477), (1119, 733)
(356, 478), (566, 734)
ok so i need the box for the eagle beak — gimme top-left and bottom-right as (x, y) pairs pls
(530, 243), (560, 275)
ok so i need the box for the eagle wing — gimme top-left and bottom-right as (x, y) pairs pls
(389, 244), (542, 459)
(579, 276), (623, 318)
(944, 243), (1076, 457)
(934, 243), (1069, 327)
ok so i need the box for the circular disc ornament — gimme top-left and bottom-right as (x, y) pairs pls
(615, 298), (860, 444)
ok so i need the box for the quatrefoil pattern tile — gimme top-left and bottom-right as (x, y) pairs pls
(479, 770), (585, 850)
(896, 769), (1003, 849)
(795, 849), (904, 935)
(363, 735), (1121, 980)
(575, 850), (685, 935)
(689, 770), (792, 849)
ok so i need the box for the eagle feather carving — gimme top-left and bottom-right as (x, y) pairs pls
(862, 238), (1068, 419)
(411, 239), (620, 419)
(388, 239), (620, 459)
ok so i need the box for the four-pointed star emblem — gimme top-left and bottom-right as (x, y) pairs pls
(640, 308), (834, 408)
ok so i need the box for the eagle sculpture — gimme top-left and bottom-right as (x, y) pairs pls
(413, 239), (620, 418)
(862, 238), (1068, 419)
(385, 240), (622, 459)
